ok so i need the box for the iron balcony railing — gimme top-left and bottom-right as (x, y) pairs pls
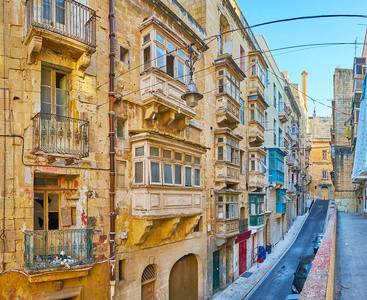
(32, 112), (89, 157)
(26, 0), (96, 48)
(239, 218), (248, 233)
(24, 229), (93, 270)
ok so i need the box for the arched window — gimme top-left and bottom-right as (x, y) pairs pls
(141, 264), (156, 300)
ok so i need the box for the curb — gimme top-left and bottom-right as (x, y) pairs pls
(242, 200), (316, 300)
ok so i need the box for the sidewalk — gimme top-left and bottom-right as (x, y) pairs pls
(336, 212), (367, 300)
(214, 212), (309, 300)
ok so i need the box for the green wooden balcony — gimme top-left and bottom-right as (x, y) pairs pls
(249, 214), (264, 227)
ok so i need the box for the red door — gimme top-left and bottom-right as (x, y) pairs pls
(239, 241), (247, 275)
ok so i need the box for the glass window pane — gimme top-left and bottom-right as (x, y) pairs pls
(227, 146), (231, 161)
(56, 0), (65, 25)
(218, 196), (223, 202)
(164, 164), (172, 184)
(42, 0), (52, 21)
(48, 194), (59, 211)
(163, 149), (171, 159)
(175, 152), (182, 161)
(56, 106), (67, 117)
(194, 169), (200, 186)
(185, 154), (192, 163)
(156, 46), (165, 69)
(167, 41), (174, 51)
(56, 89), (67, 106)
(135, 162), (143, 183)
(150, 146), (159, 157)
(34, 193), (44, 230)
(151, 162), (160, 183)
(194, 157), (200, 164)
(185, 167), (192, 186)
(177, 50), (184, 59)
(117, 162), (126, 187)
(117, 121), (124, 138)
(143, 46), (151, 70)
(175, 165), (182, 184)
(156, 33), (164, 44)
(135, 146), (144, 156)
(177, 60), (184, 82)
(218, 146), (223, 160)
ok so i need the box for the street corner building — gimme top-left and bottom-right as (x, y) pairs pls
(0, 0), (312, 299)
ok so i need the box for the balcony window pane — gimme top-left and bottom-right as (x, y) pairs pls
(135, 146), (144, 156)
(175, 152), (182, 161)
(185, 167), (192, 186)
(41, 87), (51, 114)
(135, 162), (143, 183)
(177, 60), (184, 82)
(150, 146), (159, 156)
(218, 79), (224, 93)
(156, 46), (165, 69)
(175, 165), (182, 184)
(117, 119), (124, 138)
(164, 164), (172, 184)
(56, 0), (66, 25)
(167, 41), (174, 51)
(151, 162), (160, 183)
(117, 161), (126, 188)
(42, 0), (52, 21)
(194, 169), (200, 186)
(163, 149), (171, 159)
(250, 110), (255, 121)
(227, 146), (231, 161)
(177, 50), (184, 59)
(218, 146), (223, 160)
(143, 46), (151, 70)
(194, 157), (200, 164)
(251, 203), (256, 215)
(185, 154), (192, 163)
(218, 196), (223, 202)
(48, 194), (59, 230)
(167, 55), (175, 77)
(226, 204), (229, 219)
(56, 90), (67, 116)
(217, 205), (224, 219)
(34, 193), (45, 230)
(226, 196), (230, 203)
(156, 33), (164, 44)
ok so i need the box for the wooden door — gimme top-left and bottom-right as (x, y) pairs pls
(169, 254), (198, 300)
(239, 241), (247, 275)
(142, 281), (155, 300)
(321, 187), (328, 200)
(213, 250), (220, 292)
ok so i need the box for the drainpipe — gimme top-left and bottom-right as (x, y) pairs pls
(108, 0), (116, 298)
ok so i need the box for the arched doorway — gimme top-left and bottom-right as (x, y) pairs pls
(141, 264), (157, 300)
(321, 186), (329, 200)
(169, 254), (198, 300)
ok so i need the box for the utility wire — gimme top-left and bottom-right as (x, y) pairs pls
(96, 14), (367, 90)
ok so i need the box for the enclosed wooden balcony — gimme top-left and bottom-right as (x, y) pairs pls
(32, 112), (89, 158)
(248, 172), (265, 190)
(215, 219), (240, 240)
(141, 68), (195, 131)
(249, 214), (264, 227)
(25, 0), (96, 66)
(216, 94), (241, 129)
(248, 121), (265, 146)
(215, 163), (240, 184)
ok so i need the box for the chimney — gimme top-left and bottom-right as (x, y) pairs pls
(301, 71), (308, 110)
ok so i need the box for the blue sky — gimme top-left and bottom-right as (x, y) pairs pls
(238, 0), (367, 117)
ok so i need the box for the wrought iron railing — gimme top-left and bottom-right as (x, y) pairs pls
(24, 229), (93, 270)
(25, 0), (96, 48)
(32, 112), (89, 157)
(239, 218), (248, 233)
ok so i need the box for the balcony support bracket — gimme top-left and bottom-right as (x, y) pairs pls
(161, 111), (176, 126)
(132, 219), (153, 245)
(161, 217), (180, 240)
(28, 35), (43, 65)
(177, 116), (190, 131)
(184, 215), (201, 235)
(77, 53), (92, 75)
(144, 104), (159, 120)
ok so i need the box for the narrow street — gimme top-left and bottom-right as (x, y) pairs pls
(246, 200), (329, 300)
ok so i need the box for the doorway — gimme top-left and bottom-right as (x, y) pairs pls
(213, 250), (220, 293)
(141, 264), (156, 300)
(169, 254), (198, 300)
(321, 186), (329, 200)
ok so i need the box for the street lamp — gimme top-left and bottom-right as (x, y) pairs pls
(181, 44), (203, 108)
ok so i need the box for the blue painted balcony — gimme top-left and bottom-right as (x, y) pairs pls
(276, 188), (287, 215)
(269, 148), (286, 185)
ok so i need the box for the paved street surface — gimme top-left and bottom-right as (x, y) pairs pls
(214, 200), (329, 300)
(335, 213), (367, 300)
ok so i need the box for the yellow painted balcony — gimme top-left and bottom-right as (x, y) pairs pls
(216, 94), (241, 129)
(215, 163), (240, 184)
(141, 67), (195, 131)
(249, 121), (265, 146)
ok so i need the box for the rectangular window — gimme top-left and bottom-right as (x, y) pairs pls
(322, 170), (328, 179)
(167, 41), (175, 51)
(117, 118), (125, 138)
(177, 50), (184, 59)
(227, 146), (231, 161)
(240, 46), (245, 72)
(150, 146), (159, 157)
(218, 78), (224, 93)
(218, 146), (223, 160)
(273, 83), (277, 108)
(322, 150), (327, 160)
(240, 99), (245, 125)
(135, 146), (144, 157)
(166, 54), (175, 77)
(250, 110), (255, 121)
(135, 162), (143, 183)
(175, 165), (182, 184)
(175, 152), (182, 161)
(151, 162), (160, 183)
(163, 164), (172, 184)
(143, 33), (150, 43)
(117, 161), (126, 188)
(185, 154), (192, 163)
(163, 149), (171, 159)
(177, 60), (184, 83)
(194, 169), (200, 186)
(185, 167), (192, 186)
(143, 46), (151, 70)
(251, 160), (255, 171)
(194, 157), (200, 164)
(120, 46), (129, 65)
(270, 160), (275, 169)
(156, 46), (165, 69)
(156, 32), (164, 44)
